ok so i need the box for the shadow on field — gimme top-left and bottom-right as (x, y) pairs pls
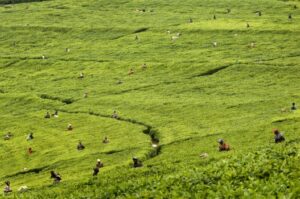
(5, 166), (47, 178)
(189, 64), (233, 79)
(133, 27), (149, 34)
(106, 83), (160, 95)
(160, 133), (222, 148)
(112, 27), (149, 40)
(0, 0), (47, 5)
(39, 94), (75, 105)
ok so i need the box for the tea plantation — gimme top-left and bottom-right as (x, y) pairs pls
(0, 0), (300, 198)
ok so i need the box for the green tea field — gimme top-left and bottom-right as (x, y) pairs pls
(0, 0), (300, 198)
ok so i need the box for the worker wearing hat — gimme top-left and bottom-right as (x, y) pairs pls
(96, 159), (104, 168)
(93, 159), (104, 176)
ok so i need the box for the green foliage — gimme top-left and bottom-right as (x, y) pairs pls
(0, 0), (46, 5)
(13, 144), (300, 198)
(0, 0), (300, 197)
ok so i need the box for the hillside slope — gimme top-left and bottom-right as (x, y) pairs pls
(0, 0), (300, 198)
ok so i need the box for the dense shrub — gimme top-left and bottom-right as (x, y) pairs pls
(17, 144), (300, 198)
(0, 0), (46, 4)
